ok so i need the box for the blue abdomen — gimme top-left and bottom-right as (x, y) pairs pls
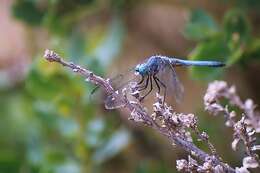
(171, 58), (225, 67)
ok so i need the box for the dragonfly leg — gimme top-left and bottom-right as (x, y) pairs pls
(154, 76), (166, 104)
(140, 75), (153, 101)
(89, 85), (100, 101)
(153, 75), (160, 93)
(137, 75), (145, 85)
(137, 76), (149, 91)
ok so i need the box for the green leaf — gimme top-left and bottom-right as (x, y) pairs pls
(241, 38), (260, 62)
(42, 0), (96, 35)
(226, 46), (244, 65)
(223, 9), (250, 65)
(189, 37), (229, 80)
(12, 0), (45, 26)
(43, 9), (71, 35)
(183, 9), (218, 41)
(223, 8), (250, 45)
(26, 66), (64, 100)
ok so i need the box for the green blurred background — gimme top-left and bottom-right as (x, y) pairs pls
(0, 0), (260, 172)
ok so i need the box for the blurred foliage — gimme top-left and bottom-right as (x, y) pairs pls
(183, 9), (219, 41)
(11, 0), (131, 35)
(0, 0), (259, 173)
(3, 0), (132, 172)
(0, 56), (132, 172)
(184, 7), (259, 80)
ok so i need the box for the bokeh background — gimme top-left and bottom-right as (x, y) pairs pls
(0, 0), (260, 172)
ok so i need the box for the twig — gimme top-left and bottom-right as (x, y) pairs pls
(43, 49), (235, 173)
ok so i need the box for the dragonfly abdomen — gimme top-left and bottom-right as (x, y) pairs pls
(170, 58), (225, 67)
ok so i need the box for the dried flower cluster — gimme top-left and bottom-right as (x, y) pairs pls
(151, 93), (195, 142)
(204, 81), (260, 172)
(129, 81), (232, 172)
(176, 155), (225, 173)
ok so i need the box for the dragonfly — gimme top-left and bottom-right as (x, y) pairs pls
(104, 55), (225, 109)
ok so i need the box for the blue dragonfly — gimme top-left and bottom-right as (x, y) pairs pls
(104, 55), (225, 109)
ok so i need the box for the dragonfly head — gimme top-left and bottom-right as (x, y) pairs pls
(135, 63), (147, 76)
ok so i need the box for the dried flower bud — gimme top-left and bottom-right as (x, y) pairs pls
(129, 82), (140, 99)
(178, 113), (197, 128)
(188, 155), (198, 167)
(185, 131), (193, 142)
(171, 113), (179, 124)
(230, 111), (236, 118)
(44, 49), (60, 62)
(244, 99), (254, 111)
(247, 128), (255, 136)
(129, 109), (144, 122)
(204, 81), (228, 105)
(235, 167), (250, 173)
(208, 81), (228, 95)
(200, 132), (209, 141)
(176, 159), (188, 171)
(232, 138), (240, 151)
(153, 102), (161, 111)
(225, 120), (233, 127)
(155, 92), (164, 104)
(234, 116), (245, 133)
(229, 86), (236, 94)
(251, 145), (260, 151)
(242, 156), (259, 169)
(122, 87), (127, 95)
(202, 161), (213, 171)
(205, 103), (224, 116)
(214, 165), (224, 173)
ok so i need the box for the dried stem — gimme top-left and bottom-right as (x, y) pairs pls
(192, 126), (221, 160)
(43, 49), (235, 173)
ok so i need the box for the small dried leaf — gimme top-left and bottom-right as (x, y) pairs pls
(244, 99), (254, 110)
(214, 165), (224, 173)
(251, 145), (260, 151)
(129, 109), (144, 122)
(243, 156), (259, 169)
(235, 167), (249, 173)
(176, 159), (188, 171)
(232, 138), (240, 151)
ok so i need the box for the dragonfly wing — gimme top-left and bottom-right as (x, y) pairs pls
(109, 67), (138, 90)
(104, 93), (125, 109)
(104, 68), (137, 109)
(169, 65), (184, 102)
(158, 62), (184, 102)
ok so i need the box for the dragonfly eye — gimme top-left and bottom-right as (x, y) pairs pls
(135, 64), (146, 76)
(135, 68), (140, 75)
(135, 64), (140, 72)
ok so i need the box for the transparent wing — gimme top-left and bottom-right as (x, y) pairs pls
(105, 93), (125, 109)
(168, 64), (184, 102)
(104, 67), (139, 109)
(89, 74), (124, 103)
(108, 66), (138, 90)
(158, 62), (184, 103)
(90, 66), (137, 109)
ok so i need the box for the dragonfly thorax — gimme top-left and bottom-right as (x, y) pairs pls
(135, 63), (148, 76)
(135, 56), (165, 76)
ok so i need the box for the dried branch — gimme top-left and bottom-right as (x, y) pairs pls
(43, 49), (235, 173)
